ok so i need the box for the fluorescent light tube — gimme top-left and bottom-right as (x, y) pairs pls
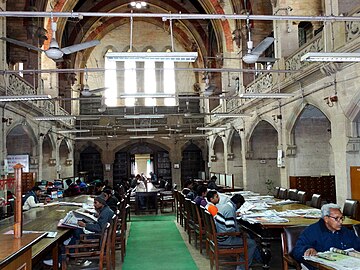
(183, 134), (207, 138)
(212, 113), (252, 118)
(57, 129), (90, 133)
(196, 127), (227, 131)
(34, 116), (76, 121)
(129, 135), (155, 139)
(119, 93), (174, 98)
(301, 52), (360, 62)
(126, 128), (158, 132)
(106, 52), (198, 62)
(239, 93), (294, 99)
(124, 114), (165, 119)
(0, 95), (51, 101)
(74, 136), (100, 140)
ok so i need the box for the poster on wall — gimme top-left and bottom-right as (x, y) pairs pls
(6, 155), (29, 173)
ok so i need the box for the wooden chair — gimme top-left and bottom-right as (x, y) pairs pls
(178, 193), (186, 228)
(159, 191), (175, 213)
(199, 205), (210, 255)
(173, 189), (181, 223)
(184, 198), (195, 243)
(62, 223), (111, 270)
(78, 214), (118, 270)
(116, 204), (129, 262)
(297, 191), (307, 204)
(278, 188), (288, 199)
(281, 225), (307, 270)
(287, 189), (298, 201)
(310, 194), (322, 209)
(274, 186), (280, 198)
(343, 199), (359, 219)
(353, 224), (360, 237)
(203, 210), (249, 270)
(190, 201), (206, 254)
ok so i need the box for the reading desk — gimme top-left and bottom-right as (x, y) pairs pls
(0, 195), (91, 270)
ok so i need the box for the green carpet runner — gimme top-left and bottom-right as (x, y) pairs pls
(122, 215), (198, 269)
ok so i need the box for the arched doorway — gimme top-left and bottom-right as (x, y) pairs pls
(181, 143), (205, 186)
(114, 142), (171, 186)
(79, 146), (103, 182)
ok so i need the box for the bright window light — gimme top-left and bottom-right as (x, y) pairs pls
(124, 60), (137, 106)
(164, 61), (176, 106)
(105, 56), (117, 106)
(144, 60), (156, 106)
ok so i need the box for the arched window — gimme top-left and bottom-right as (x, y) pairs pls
(104, 49), (117, 106)
(144, 49), (156, 106)
(104, 48), (177, 107)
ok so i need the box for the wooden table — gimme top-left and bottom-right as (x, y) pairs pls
(0, 195), (91, 270)
(238, 203), (360, 269)
(0, 233), (45, 269)
(135, 191), (158, 214)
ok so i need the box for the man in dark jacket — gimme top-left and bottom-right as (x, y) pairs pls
(292, 203), (360, 269)
(23, 186), (42, 211)
(68, 194), (114, 245)
(103, 189), (119, 213)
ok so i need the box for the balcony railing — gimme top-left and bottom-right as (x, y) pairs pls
(285, 34), (324, 76)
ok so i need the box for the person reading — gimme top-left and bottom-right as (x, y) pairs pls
(206, 190), (220, 216)
(23, 186), (43, 211)
(214, 194), (260, 270)
(66, 194), (114, 246)
(292, 203), (360, 270)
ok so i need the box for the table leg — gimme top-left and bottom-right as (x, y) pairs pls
(260, 241), (271, 270)
(52, 243), (59, 270)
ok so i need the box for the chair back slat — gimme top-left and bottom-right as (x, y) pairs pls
(343, 199), (359, 219)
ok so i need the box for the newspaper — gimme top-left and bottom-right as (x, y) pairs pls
(58, 209), (97, 229)
(304, 248), (360, 270)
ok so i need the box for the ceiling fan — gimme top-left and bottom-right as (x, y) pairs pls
(242, 16), (276, 64)
(1, 18), (100, 61)
(79, 69), (107, 97)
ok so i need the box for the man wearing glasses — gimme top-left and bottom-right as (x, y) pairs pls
(292, 203), (360, 269)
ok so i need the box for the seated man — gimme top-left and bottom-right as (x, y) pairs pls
(292, 203), (360, 270)
(103, 189), (119, 213)
(64, 179), (81, 197)
(23, 186), (43, 211)
(68, 194), (114, 245)
(207, 175), (221, 191)
(215, 194), (259, 270)
(206, 190), (220, 216)
(193, 184), (207, 207)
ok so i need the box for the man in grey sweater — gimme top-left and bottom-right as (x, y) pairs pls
(214, 194), (258, 270)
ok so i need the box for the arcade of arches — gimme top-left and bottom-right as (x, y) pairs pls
(1, 0), (360, 206)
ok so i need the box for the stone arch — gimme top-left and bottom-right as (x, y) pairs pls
(76, 141), (103, 155)
(344, 89), (360, 137)
(180, 140), (204, 153)
(102, 45), (118, 57)
(245, 116), (278, 143)
(286, 99), (331, 144)
(6, 122), (38, 156)
(114, 139), (170, 154)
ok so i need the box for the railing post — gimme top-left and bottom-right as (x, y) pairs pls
(13, 163), (23, 239)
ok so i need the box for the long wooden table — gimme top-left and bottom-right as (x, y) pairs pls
(238, 203), (360, 270)
(0, 195), (92, 270)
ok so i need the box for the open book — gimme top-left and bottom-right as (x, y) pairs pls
(58, 209), (97, 229)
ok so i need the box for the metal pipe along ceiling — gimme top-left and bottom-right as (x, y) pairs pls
(0, 11), (359, 22)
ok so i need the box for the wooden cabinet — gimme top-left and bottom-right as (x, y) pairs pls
(113, 152), (129, 185)
(157, 152), (171, 182)
(22, 172), (35, 194)
(79, 151), (103, 182)
(289, 176), (336, 203)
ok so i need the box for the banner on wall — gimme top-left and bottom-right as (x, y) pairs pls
(6, 155), (29, 173)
